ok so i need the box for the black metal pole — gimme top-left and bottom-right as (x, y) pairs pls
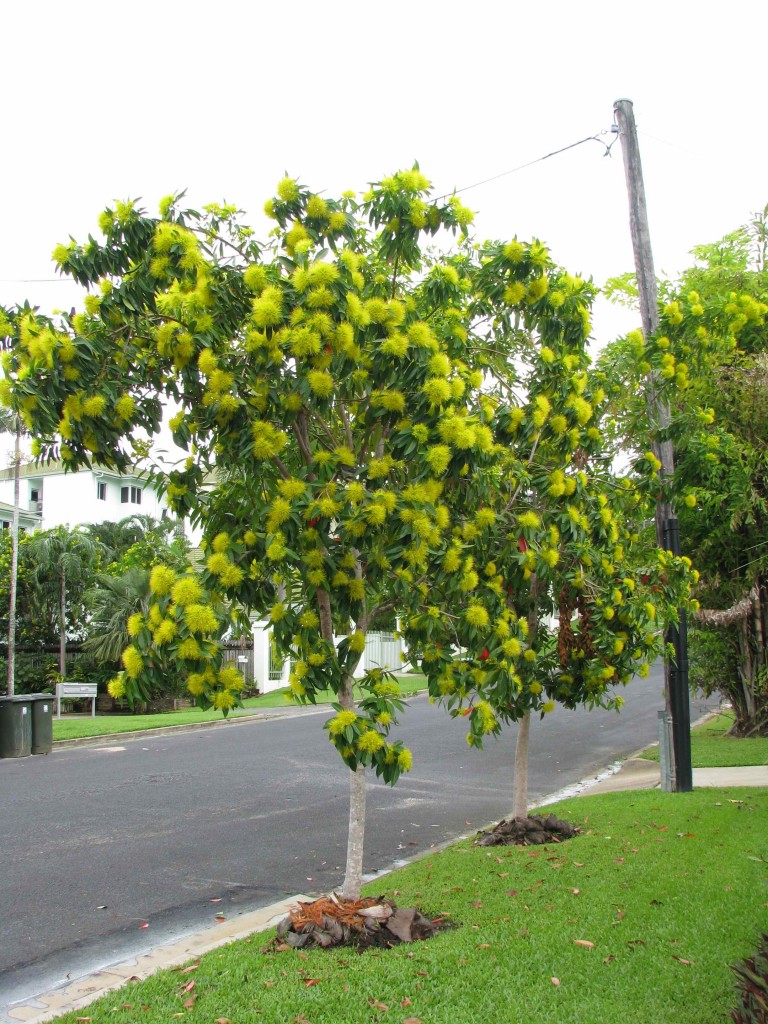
(663, 515), (692, 791)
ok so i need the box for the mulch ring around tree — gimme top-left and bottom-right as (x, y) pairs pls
(269, 895), (455, 951)
(474, 813), (580, 847)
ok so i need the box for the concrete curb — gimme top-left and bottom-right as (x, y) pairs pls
(51, 704), (329, 749)
(6, 895), (311, 1023)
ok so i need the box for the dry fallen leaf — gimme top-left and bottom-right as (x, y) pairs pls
(574, 940), (595, 948)
(551, 977), (561, 986)
(215, 1018), (232, 1023)
(304, 978), (321, 988)
(182, 995), (198, 1009)
(181, 964), (199, 974)
(569, 888), (580, 895)
(672, 956), (693, 966)
(368, 998), (389, 1011)
(403, 1018), (424, 1024)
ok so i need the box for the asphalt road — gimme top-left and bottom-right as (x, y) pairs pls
(0, 667), (712, 1005)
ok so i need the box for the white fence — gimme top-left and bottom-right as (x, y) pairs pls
(250, 620), (405, 693)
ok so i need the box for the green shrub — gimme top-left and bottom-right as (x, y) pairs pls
(731, 932), (768, 1023)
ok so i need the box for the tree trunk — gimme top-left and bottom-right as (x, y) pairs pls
(59, 569), (67, 678)
(316, 583), (370, 901)
(341, 763), (367, 899)
(7, 419), (21, 696)
(512, 712), (531, 819)
(511, 572), (544, 818)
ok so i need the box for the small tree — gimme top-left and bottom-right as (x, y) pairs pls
(401, 239), (695, 816)
(0, 171), (495, 898)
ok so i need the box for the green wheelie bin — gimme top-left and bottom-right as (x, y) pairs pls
(0, 695), (33, 758)
(30, 694), (54, 755)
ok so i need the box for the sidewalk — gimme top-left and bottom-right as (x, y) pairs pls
(582, 757), (768, 794)
(6, 756), (767, 1024)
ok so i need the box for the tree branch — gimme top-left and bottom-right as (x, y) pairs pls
(694, 586), (759, 627)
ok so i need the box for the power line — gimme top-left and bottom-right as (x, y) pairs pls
(437, 128), (619, 202)
(2, 128), (620, 284)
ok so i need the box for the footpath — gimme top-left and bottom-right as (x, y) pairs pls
(4, 752), (767, 1024)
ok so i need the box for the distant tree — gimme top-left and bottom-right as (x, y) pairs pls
(82, 566), (151, 664)
(25, 526), (103, 677)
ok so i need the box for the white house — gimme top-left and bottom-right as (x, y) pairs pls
(0, 461), (168, 533)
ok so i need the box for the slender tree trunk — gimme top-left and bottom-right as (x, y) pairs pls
(342, 759), (367, 900)
(59, 568), (67, 678)
(511, 572), (544, 819)
(512, 712), (531, 819)
(316, 584), (369, 900)
(7, 419), (21, 696)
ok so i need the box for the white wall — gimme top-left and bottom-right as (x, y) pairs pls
(0, 469), (167, 531)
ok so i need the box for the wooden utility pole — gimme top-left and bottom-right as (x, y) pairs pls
(613, 98), (692, 792)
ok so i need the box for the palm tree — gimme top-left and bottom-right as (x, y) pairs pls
(82, 567), (151, 663)
(26, 526), (104, 677)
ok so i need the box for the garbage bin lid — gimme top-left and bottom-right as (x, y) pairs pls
(0, 695), (34, 703)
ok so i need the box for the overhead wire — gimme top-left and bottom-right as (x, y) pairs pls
(2, 126), (622, 285)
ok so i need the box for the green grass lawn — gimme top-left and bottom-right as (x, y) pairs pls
(51, 674), (427, 742)
(641, 709), (768, 767)
(50, 787), (768, 1024)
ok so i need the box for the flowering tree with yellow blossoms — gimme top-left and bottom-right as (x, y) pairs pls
(0, 167), (695, 895)
(106, 563), (243, 712)
(399, 239), (697, 817)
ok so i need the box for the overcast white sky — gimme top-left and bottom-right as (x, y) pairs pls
(2, 0), (766, 351)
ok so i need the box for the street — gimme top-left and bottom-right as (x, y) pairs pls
(0, 668), (713, 1006)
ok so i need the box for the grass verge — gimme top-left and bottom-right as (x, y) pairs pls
(51, 674), (427, 742)
(641, 709), (768, 767)
(51, 787), (767, 1024)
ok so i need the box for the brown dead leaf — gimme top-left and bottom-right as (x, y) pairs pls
(403, 1018), (424, 1024)
(215, 1018), (232, 1023)
(304, 978), (321, 988)
(368, 998), (389, 1011)
(296, 951), (308, 961)
(672, 956), (692, 966)
(401, 997), (412, 1006)
(604, 955), (616, 964)
(294, 1016), (313, 1024)
(477, 943), (492, 949)
(182, 995), (198, 1009)
(569, 888), (580, 895)
(551, 977), (560, 986)
(574, 939), (595, 948)
(181, 963), (199, 974)
(181, 980), (195, 993)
